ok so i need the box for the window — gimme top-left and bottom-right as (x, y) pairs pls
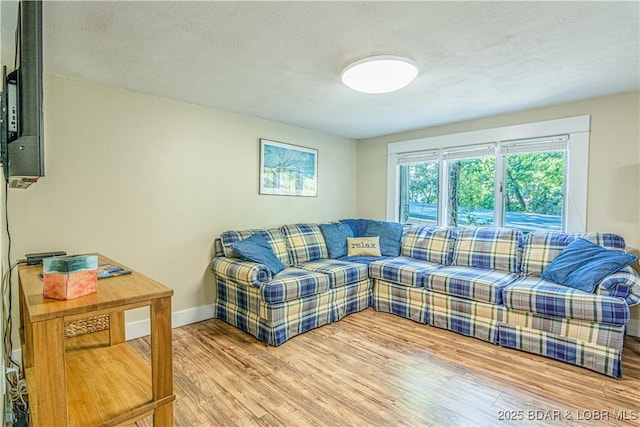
(503, 151), (565, 232)
(398, 153), (439, 224)
(387, 116), (590, 233)
(443, 145), (496, 227)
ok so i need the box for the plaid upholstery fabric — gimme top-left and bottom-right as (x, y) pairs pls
(424, 266), (518, 304)
(217, 276), (330, 324)
(262, 291), (333, 326)
(299, 259), (368, 288)
(373, 279), (428, 324)
(216, 300), (274, 343)
(333, 279), (372, 321)
(217, 275), (259, 313)
(368, 257), (441, 287)
(211, 257), (270, 287)
(281, 223), (328, 265)
(220, 227), (291, 266)
(498, 324), (622, 377)
(521, 231), (626, 277)
(216, 277), (333, 345)
(596, 266), (640, 306)
(214, 238), (225, 257)
(401, 225), (456, 265)
(261, 267), (330, 304)
(427, 291), (503, 344)
(452, 227), (523, 273)
(501, 309), (625, 351)
(503, 277), (630, 325)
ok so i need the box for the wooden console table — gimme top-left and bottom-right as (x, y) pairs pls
(18, 254), (175, 426)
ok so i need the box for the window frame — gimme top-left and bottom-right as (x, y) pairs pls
(387, 115), (590, 232)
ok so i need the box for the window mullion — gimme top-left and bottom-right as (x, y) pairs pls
(439, 158), (448, 226)
(494, 153), (505, 227)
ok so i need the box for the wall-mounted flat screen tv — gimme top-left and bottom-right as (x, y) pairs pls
(1, 0), (44, 188)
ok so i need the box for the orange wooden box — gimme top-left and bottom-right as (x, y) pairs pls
(43, 255), (98, 300)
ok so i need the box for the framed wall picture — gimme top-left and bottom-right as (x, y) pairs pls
(259, 139), (318, 197)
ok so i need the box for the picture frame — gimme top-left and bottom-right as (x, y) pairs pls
(259, 139), (318, 197)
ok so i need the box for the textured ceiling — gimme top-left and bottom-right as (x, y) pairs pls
(35, 1), (640, 139)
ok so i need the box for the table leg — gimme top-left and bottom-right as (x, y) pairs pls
(109, 311), (125, 345)
(32, 318), (68, 426)
(151, 296), (173, 426)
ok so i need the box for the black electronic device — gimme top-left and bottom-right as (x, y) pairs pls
(25, 251), (67, 265)
(0, 0), (44, 189)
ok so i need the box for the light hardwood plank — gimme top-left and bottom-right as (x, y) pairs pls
(130, 308), (640, 426)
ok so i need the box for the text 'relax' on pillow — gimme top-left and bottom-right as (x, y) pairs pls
(231, 233), (285, 275)
(347, 237), (382, 257)
(541, 238), (638, 293)
(319, 223), (354, 259)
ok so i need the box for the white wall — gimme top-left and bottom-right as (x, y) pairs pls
(356, 91), (640, 335)
(6, 75), (357, 343)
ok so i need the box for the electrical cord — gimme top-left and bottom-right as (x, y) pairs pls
(3, 174), (28, 422)
(3, 179), (18, 371)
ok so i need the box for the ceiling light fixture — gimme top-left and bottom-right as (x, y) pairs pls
(341, 55), (418, 94)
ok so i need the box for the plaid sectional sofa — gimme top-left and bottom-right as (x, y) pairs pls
(211, 222), (640, 377)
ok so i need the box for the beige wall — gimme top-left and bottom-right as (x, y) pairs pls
(356, 91), (640, 334)
(6, 75), (357, 336)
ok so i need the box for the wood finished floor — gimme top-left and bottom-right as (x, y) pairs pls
(130, 308), (640, 426)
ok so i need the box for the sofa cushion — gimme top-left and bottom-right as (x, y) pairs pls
(521, 231), (627, 277)
(221, 228), (290, 266)
(261, 267), (331, 304)
(299, 259), (369, 288)
(231, 233), (285, 275)
(503, 277), (630, 326)
(424, 266), (519, 304)
(281, 223), (328, 265)
(369, 256), (441, 287)
(362, 220), (404, 256)
(319, 223), (354, 258)
(339, 218), (368, 237)
(339, 256), (392, 266)
(452, 227), (523, 273)
(401, 225), (456, 265)
(541, 238), (637, 293)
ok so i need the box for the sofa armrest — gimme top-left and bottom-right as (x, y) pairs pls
(211, 257), (271, 287)
(596, 266), (640, 306)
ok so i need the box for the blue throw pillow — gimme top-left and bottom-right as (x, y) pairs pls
(541, 238), (637, 293)
(319, 223), (354, 259)
(231, 233), (285, 275)
(339, 218), (366, 237)
(362, 220), (404, 257)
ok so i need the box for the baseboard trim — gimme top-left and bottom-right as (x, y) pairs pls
(126, 304), (216, 340)
(11, 304), (216, 364)
(627, 318), (639, 337)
